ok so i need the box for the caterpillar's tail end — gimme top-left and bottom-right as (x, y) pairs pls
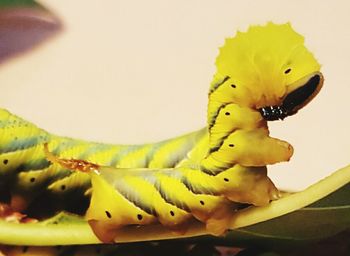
(43, 143), (100, 174)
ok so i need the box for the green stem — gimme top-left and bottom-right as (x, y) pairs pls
(0, 219), (100, 245)
(230, 164), (350, 229)
(0, 165), (349, 245)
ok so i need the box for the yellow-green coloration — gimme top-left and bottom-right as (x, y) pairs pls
(0, 22), (324, 242)
(85, 164), (281, 241)
(203, 22), (322, 175)
(212, 22), (321, 108)
(0, 108), (205, 213)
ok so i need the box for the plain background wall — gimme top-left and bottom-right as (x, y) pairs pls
(0, 0), (349, 190)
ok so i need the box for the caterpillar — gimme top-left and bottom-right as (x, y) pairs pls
(0, 22), (323, 242)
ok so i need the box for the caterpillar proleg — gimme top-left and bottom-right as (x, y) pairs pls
(0, 22), (323, 242)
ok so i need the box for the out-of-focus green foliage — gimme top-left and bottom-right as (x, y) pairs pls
(223, 183), (350, 249)
(0, 0), (38, 8)
(0, 167), (348, 250)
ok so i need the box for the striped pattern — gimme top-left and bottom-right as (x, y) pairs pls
(0, 108), (207, 213)
(71, 156), (278, 240)
(87, 165), (235, 236)
(0, 23), (323, 239)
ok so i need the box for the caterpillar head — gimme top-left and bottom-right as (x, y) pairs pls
(215, 22), (323, 120)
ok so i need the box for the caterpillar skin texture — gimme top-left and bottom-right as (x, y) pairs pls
(0, 23), (323, 241)
(44, 147), (274, 242)
(0, 109), (206, 213)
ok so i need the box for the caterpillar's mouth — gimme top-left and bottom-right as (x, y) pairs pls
(259, 72), (324, 121)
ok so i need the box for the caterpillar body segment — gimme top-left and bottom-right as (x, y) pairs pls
(87, 171), (158, 243)
(43, 149), (245, 242)
(1, 106), (278, 214)
(214, 23), (321, 109)
(0, 22), (325, 243)
(215, 166), (279, 205)
(202, 128), (293, 170)
(0, 108), (207, 213)
(202, 22), (323, 176)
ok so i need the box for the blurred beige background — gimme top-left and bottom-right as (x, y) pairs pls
(0, 0), (349, 190)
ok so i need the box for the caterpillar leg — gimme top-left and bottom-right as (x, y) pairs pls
(178, 166), (279, 206)
(205, 200), (236, 236)
(111, 173), (193, 232)
(87, 172), (158, 242)
(88, 220), (120, 243)
(44, 144), (158, 242)
(151, 170), (237, 235)
(202, 128), (293, 169)
(43, 144), (278, 241)
(216, 165), (280, 206)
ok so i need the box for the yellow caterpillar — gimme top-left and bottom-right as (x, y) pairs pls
(0, 22), (323, 242)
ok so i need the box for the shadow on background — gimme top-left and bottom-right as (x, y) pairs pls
(0, 3), (61, 64)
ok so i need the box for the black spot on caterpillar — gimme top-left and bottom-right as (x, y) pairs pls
(0, 23), (323, 243)
(284, 68), (292, 74)
(105, 211), (112, 218)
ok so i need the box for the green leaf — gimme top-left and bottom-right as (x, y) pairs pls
(0, 0), (40, 8)
(224, 183), (350, 248)
(0, 165), (349, 246)
(0, 212), (100, 246)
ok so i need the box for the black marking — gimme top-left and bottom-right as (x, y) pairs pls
(156, 183), (190, 212)
(105, 210), (112, 218)
(231, 84), (236, 88)
(284, 68), (291, 74)
(181, 175), (217, 195)
(61, 185), (66, 191)
(208, 103), (229, 130)
(3, 159), (8, 165)
(224, 178), (229, 182)
(225, 112), (230, 116)
(200, 161), (233, 176)
(259, 106), (286, 121)
(200, 166), (216, 176)
(208, 145), (220, 154)
(137, 214), (143, 220)
(117, 186), (157, 217)
(209, 76), (230, 94)
(259, 74), (321, 121)
(170, 210), (175, 216)
(200, 200), (205, 205)
(283, 74), (320, 111)
(200, 165), (227, 176)
(208, 133), (231, 154)
(30, 177), (35, 183)
(229, 144), (234, 147)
